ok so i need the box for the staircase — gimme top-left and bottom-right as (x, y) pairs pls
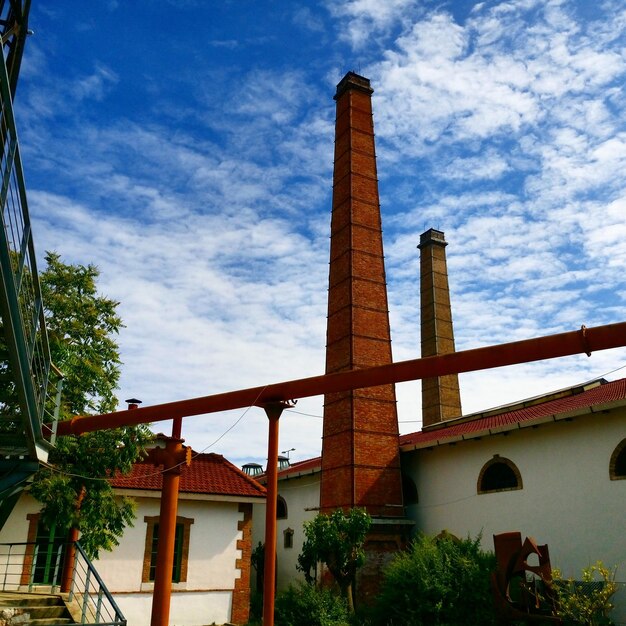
(0, 591), (74, 625)
(0, 0), (61, 529)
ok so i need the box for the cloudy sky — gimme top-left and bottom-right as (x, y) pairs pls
(14, 0), (626, 467)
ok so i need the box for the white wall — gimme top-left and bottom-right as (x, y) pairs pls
(111, 590), (232, 626)
(94, 496), (243, 626)
(95, 497), (242, 593)
(0, 493), (247, 626)
(252, 472), (320, 591)
(403, 409), (626, 623)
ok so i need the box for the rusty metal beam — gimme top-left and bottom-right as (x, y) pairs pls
(57, 321), (626, 437)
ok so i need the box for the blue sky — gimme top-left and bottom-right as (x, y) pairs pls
(14, 0), (626, 466)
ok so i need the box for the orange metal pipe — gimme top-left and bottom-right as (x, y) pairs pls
(61, 526), (79, 593)
(262, 404), (284, 626)
(150, 418), (184, 626)
(57, 322), (626, 436)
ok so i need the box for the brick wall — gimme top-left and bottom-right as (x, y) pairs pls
(230, 503), (253, 625)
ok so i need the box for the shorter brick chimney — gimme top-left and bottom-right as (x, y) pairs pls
(418, 228), (462, 427)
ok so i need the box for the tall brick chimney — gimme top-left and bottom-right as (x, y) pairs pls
(418, 228), (462, 426)
(319, 72), (403, 518)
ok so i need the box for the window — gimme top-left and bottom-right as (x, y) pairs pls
(143, 516), (194, 584)
(33, 520), (66, 585)
(478, 455), (523, 494)
(610, 439), (626, 480)
(284, 528), (294, 549)
(21, 514), (66, 587)
(277, 496), (287, 519)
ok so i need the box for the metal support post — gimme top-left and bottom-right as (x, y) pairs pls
(150, 416), (187, 626)
(262, 400), (294, 626)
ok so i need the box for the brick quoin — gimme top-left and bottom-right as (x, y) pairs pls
(320, 72), (403, 518)
(230, 503), (253, 625)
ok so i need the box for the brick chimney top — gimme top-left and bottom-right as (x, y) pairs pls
(334, 71), (373, 100)
(418, 228), (447, 249)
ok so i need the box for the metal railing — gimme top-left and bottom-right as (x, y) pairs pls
(0, 541), (126, 625)
(0, 1), (59, 464)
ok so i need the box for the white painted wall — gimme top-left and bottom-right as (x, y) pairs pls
(94, 496), (243, 625)
(95, 497), (242, 592)
(0, 492), (248, 626)
(110, 590), (232, 626)
(402, 409), (626, 624)
(252, 472), (320, 591)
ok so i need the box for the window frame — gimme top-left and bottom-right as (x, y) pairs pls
(142, 515), (194, 584)
(477, 455), (523, 494)
(276, 496), (288, 520)
(609, 438), (626, 480)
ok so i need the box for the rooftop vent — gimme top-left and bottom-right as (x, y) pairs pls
(242, 462), (263, 477)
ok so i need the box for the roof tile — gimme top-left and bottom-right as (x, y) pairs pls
(111, 451), (266, 498)
(400, 378), (626, 448)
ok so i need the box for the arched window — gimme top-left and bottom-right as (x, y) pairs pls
(284, 528), (294, 549)
(609, 439), (626, 480)
(478, 455), (523, 494)
(277, 496), (288, 519)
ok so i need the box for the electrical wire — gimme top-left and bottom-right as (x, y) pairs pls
(38, 386), (270, 483)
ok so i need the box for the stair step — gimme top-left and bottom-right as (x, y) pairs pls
(10, 617), (76, 626)
(0, 592), (74, 624)
(0, 594), (61, 607)
(10, 605), (68, 617)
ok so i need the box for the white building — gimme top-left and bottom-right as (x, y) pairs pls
(0, 449), (266, 626)
(254, 377), (626, 623)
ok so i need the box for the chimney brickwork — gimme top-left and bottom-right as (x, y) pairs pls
(320, 72), (403, 517)
(418, 228), (462, 426)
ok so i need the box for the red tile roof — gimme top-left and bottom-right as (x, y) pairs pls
(279, 456), (321, 479)
(255, 456), (322, 485)
(400, 377), (626, 449)
(111, 451), (266, 499)
(255, 456), (322, 484)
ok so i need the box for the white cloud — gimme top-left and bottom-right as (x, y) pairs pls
(325, 0), (421, 49)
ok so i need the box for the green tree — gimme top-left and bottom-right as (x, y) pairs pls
(297, 508), (371, 612)
(29, 252), (151, 558)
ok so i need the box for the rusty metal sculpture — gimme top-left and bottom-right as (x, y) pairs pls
(491, 532), (562, 625)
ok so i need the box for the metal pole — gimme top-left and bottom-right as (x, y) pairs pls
(150, 417), (184, 626)
(57, 321), (626, 436)
(262, 402), (292, 626)
(60, 528), (78, 592)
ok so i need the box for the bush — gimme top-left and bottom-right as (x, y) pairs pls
(552, 561), (617, 626)
(274, 582), (351, 626)
(373, 532), (497, 626)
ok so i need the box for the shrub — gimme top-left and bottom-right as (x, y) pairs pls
(373, 532), (497, 626)
(274, 582), (351, 626)
(552, 561), (617, 626)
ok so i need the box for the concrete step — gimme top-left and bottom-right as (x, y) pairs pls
(0, 591), (75, 624)
(0, 594), (61, 607)
(9, 617), (76, 626)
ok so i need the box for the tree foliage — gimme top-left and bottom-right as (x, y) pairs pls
(373, 532), (496, 626)
(30, 253), (151, 558)
(297, 508), (371, 612)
